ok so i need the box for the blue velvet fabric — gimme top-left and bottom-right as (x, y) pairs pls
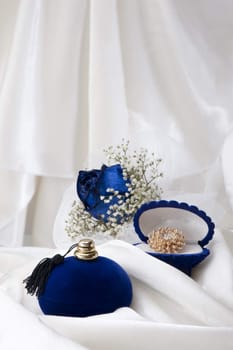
(133, 200), (215, 276)
(141, 246), (210, 276)
(77, 164), (129, 221)
(38, 256), (133, 317)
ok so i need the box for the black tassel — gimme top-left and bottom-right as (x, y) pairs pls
(23, 243), (78, 297)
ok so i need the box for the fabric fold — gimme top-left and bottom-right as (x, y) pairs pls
(0, 233), (233, 349)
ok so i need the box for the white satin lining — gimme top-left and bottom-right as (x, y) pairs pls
(137, 242), (203, 255)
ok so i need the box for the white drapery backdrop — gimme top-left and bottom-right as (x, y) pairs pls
(0, 0), (233, 247)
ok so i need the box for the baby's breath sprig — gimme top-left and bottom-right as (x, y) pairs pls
(65, 141), (163, 239)
(65, 200), (119, 238)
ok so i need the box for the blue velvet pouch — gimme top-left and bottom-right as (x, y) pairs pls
(133, 200), (215, 275)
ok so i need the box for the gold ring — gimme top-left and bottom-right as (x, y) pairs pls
(148, 227), (185, 254)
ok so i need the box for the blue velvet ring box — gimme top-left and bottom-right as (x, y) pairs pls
(133, 200), (215, 275)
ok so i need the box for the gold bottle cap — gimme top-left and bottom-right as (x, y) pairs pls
(74, 238), (98, 260)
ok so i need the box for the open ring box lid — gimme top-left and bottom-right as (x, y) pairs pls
(133, 200), (215, 275)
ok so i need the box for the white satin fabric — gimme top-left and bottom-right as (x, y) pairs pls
(0, 233), (233, 350)
(1, 1), (233, 348)
(0, 1), (233, 243)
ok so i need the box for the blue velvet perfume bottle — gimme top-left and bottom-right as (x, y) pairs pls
(24, 239), (133, 317)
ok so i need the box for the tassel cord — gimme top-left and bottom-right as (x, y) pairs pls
(23, 243), (79, 297)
